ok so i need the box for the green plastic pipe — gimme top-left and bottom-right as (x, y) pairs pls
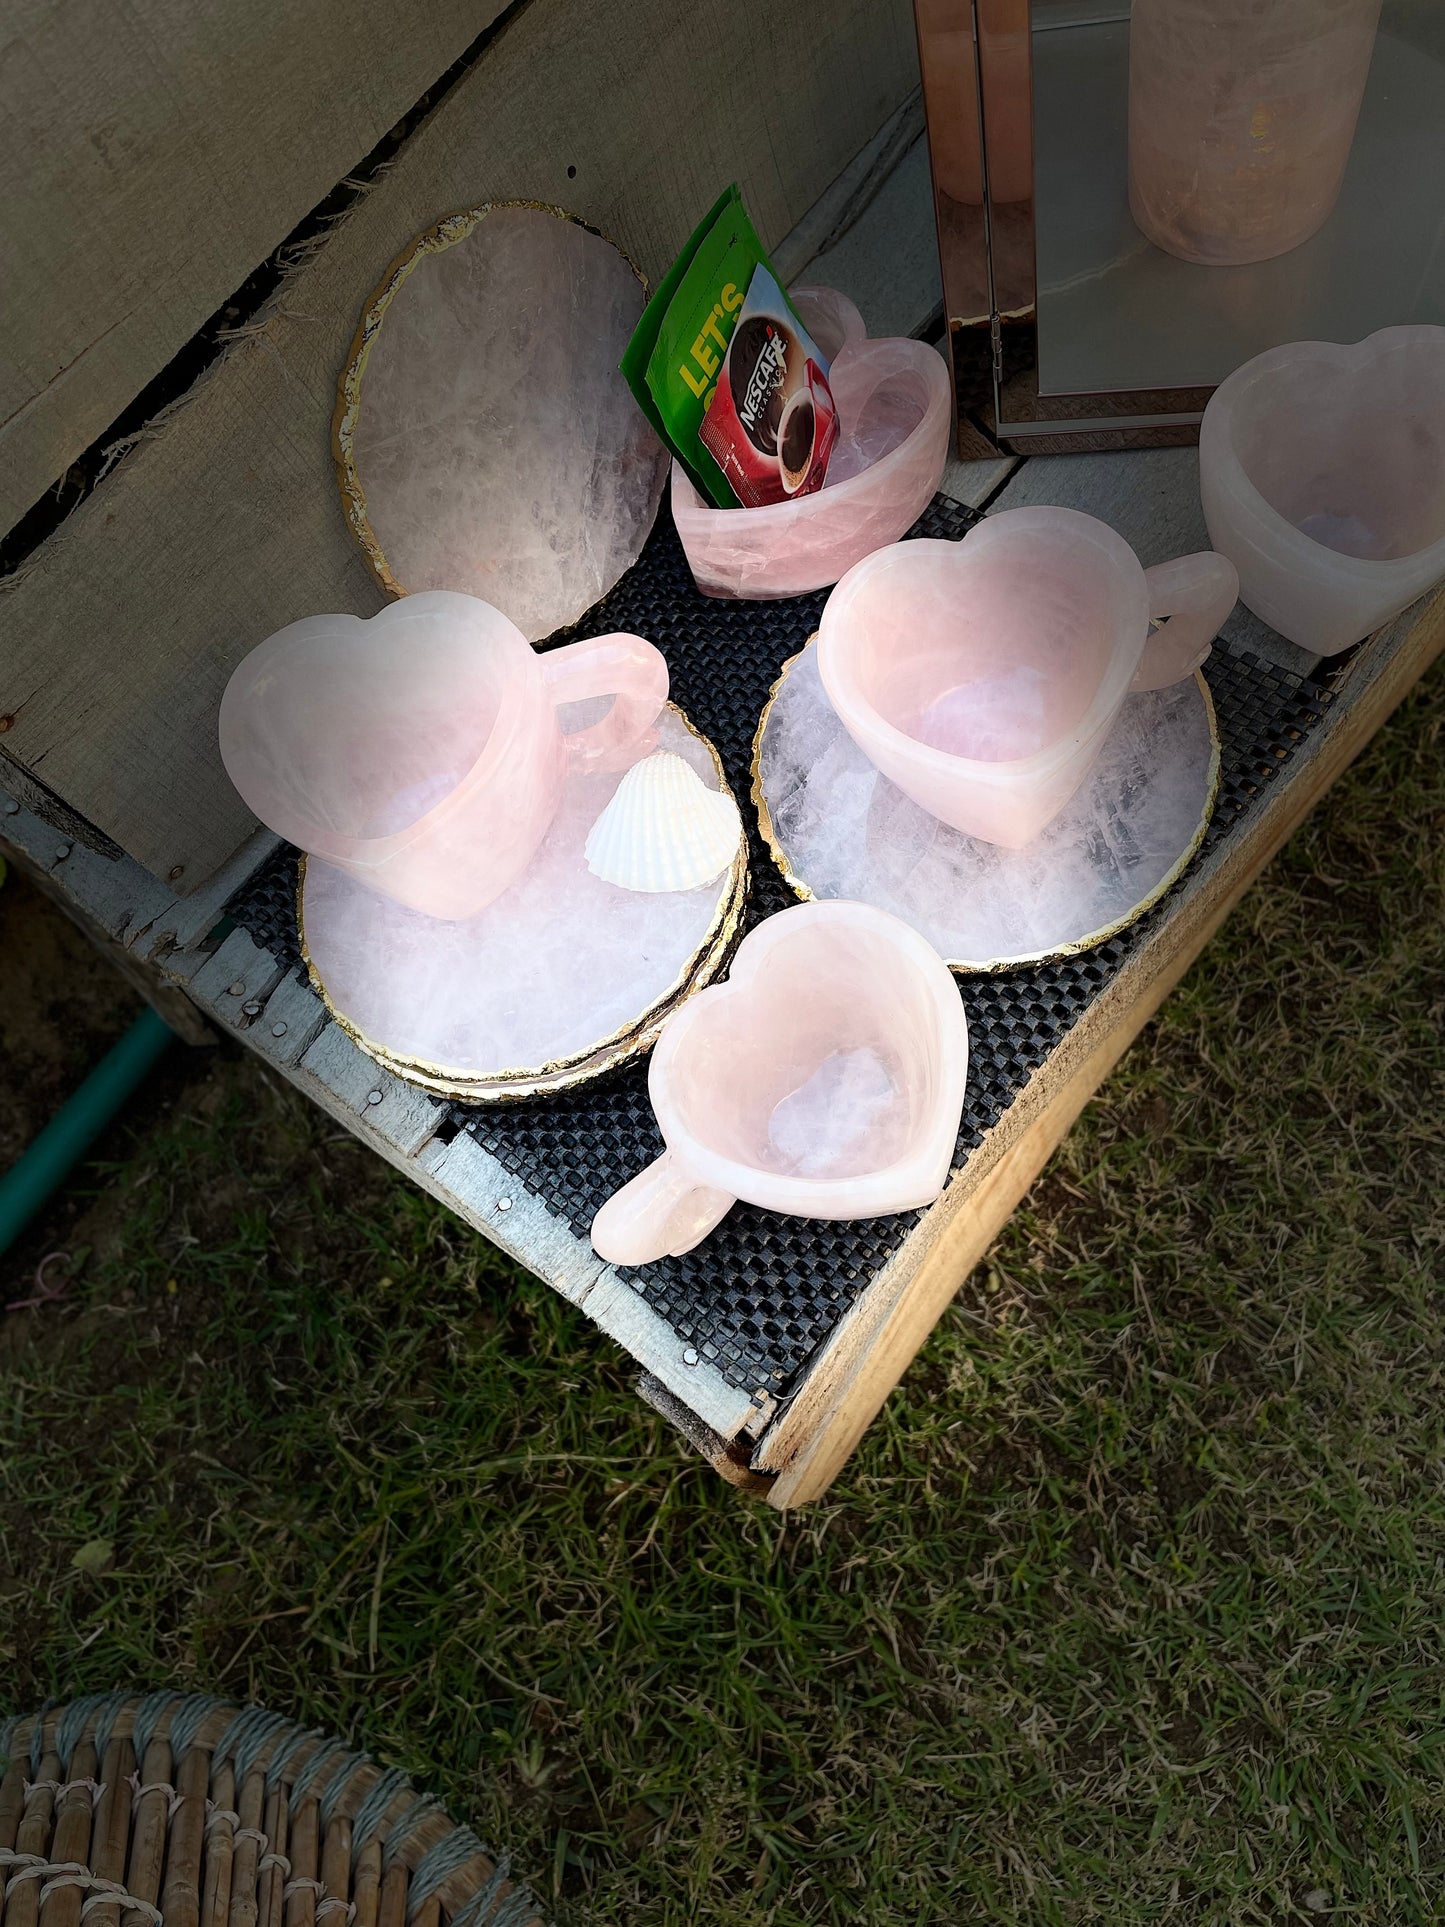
(0, 1004), (176, 1259)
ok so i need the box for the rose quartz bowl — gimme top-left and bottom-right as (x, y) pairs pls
(816, 509), (1237, 849)
(219, 590), (668, 921)
(671, 287), (954, 600)
(589, 900), (969, 1266)
(1200, 326), (1445, 655)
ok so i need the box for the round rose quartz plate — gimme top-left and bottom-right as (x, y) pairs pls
(301, 706), (746, 1099)
(336, 203), (669, 640)
(752, 642), (1220, 971)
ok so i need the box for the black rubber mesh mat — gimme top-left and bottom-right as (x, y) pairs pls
(229, 494), (1335, 1403)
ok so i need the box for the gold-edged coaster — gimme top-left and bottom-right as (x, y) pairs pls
(334, 201), (667, 641)
(355, 861), (748, 1103)
(300, 704), (747, 1099)
(751, 639), (1220, 973)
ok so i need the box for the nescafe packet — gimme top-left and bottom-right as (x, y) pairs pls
(699, 265), (838, 507)
(620, 185), (837, 509)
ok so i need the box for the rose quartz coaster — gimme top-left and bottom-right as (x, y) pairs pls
(336, 204), (669, 640)
(337, 866), (746, 1103)
(753, 642), (1219, 970)
(301, 706), (746, 1090)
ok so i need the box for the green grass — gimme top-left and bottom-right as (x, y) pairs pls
(2, 663), (1443, 1925)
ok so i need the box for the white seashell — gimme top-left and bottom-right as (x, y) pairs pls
(585, 750), (743, 893)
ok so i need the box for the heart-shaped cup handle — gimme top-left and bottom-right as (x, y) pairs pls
(540, 632), (670, 773)
(591, 1150), (735, 1267)
(1133, 552), (1241, 692)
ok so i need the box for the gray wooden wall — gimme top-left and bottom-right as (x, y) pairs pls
(1, 0), (921, 891)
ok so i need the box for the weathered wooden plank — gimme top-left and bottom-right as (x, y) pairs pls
(0, 799), (215, 1046)
(173, 1043), (757, 1442)
(0, 757), (126, 858)
(188, 928), (287, 1031)
(0, 0), (513, 538)
(130, 828), (279, 961)
(635, 1372), (773, 1492)
(296, 1024), (443, 1159)
(989, 449), (1322, 677)
(586, 1271), (760, 1437)
(3, 754), (776, 1448)
(0, 790), (174, 934)
(246, 971), (328, 1069)
(0, 0), (919, 890)
(755, 582), (1445, 1504)
(0, 783), (274, 956)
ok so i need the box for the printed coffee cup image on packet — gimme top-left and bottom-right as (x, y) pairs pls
(699, 263), (838, 507)
(620, 184), (836, 509)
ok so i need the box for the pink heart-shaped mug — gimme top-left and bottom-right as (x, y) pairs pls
(1200, 326), (1445, 653)
(816, 506), (1238, 849)
(220, 590), (668, 920)
(589, 900), (968, 1266)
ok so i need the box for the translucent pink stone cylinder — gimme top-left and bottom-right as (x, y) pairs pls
(1128, 0), (1382, 266)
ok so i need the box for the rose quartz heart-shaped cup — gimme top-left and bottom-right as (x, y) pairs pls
(816, 507), (1238, 849)
(671, 287), (953, 600)
(1200, 326), (1445, 654)
(219, 589), (668, 920)
(590, 901), (968, 1266)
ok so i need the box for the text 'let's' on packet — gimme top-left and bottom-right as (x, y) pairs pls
(620, 185), (837, 510)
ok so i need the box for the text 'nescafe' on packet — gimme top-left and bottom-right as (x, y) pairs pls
(620, 184), (838, 510)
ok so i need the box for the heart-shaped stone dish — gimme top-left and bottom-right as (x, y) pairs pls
(670, 287), (953, 600)
(753, 640), (1220, 971)
(1200, 325), (1445, 654)
(816, 509), (1236, 849)
(219, 590), (668, 921)
(296, 703), (747, 1097)
(589, 900), (968, 1266)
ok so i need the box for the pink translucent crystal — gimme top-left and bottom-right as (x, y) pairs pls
(758, 642), (1219, 966)
(350, 205), (670, 639)
(789, 287), (868, 359)
(589, 901), (969, 1266)
(816, 508), (1237, 849)
(219, 591), (668, 920)
(1200, 326), (1445, 653)
(1128, 0), (1382, 266)
(671, 288), (953, 600)
(298, 706), (735, 1079)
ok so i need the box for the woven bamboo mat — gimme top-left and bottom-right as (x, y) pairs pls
(0, 1694), (543, 1927)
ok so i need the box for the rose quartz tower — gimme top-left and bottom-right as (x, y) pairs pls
(1128, 0), (1383, 266)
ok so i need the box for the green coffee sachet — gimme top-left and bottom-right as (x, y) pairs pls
(621, 184), (800, 510)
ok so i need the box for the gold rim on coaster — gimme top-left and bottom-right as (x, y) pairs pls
(750, 640), (1222, 974)
(358, 871), (748, 1103)
(300, 703), (748, 1095)
(333, 200), (650, 602)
